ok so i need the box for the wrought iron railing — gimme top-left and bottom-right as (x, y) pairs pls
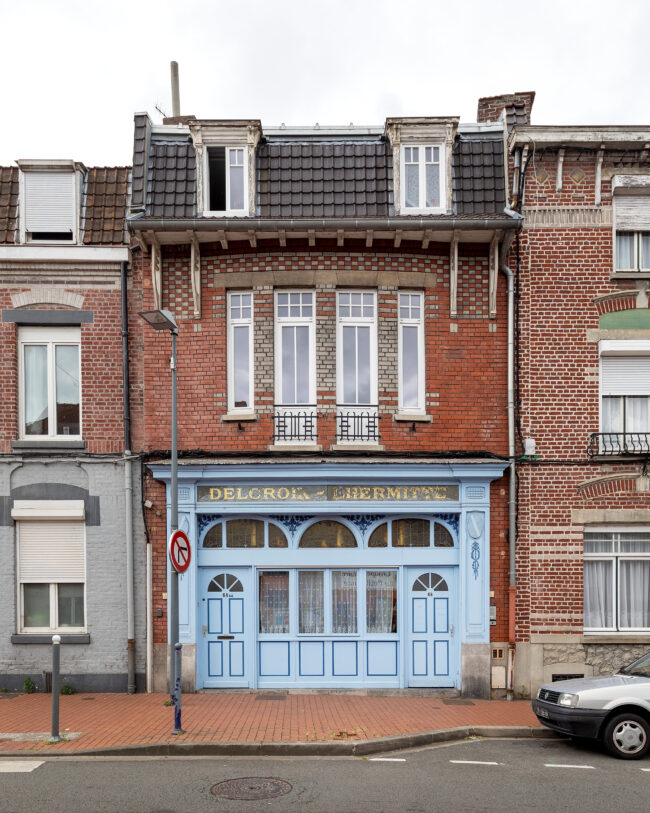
(588, 432), (650, 457)
(273, 407), (317, 443)
(336, 405), (380, 442)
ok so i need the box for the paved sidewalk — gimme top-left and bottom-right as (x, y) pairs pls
(0, 692), (545, 757)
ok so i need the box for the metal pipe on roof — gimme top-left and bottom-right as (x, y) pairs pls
(170, 62), (180, 118)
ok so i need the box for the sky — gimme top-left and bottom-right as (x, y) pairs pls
(2, 0), (649, 167)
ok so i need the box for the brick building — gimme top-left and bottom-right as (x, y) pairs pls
(503, 104), (650, 694)
(0, 160), (146, 691)
(128, 105), (521, 696)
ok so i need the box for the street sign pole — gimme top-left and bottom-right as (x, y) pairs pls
(169, 328), (178, 703)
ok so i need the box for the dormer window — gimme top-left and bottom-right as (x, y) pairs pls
(402, 145), (443, 211)
(207, 146), (247, 213)
(18, 161), (80, 243)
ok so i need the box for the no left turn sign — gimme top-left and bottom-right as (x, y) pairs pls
(169, 529), (191, 573)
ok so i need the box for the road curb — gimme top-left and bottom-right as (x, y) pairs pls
(0, 726), (558, 758)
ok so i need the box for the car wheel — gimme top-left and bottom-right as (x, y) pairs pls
(603, 713), (650, 759)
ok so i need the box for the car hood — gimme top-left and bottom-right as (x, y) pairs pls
(543, 674), (649, 693)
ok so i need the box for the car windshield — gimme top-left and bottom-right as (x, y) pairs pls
(619, 652), (650, 677)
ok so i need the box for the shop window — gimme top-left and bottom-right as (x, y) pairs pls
(227, 292), (254, 414)
(299, 520), (357, 548)
(366, 570), (397, 633)
(368, 523), (388, 547)
(392, 518), (429, 547)
(19, 326), (81, 439)
(268, 523), (288, 548)
(298, 570), (324, 633)
(398, 292), (425, 414)
(297, 569), (358, 635)
(203, 524), (223, 548)
(412, 572), (449, 592)
(332, 570), (357, 633)
(584, 530), (650, 631)
(226, 518), (265, 548)
(259, 571), (289, 633)
(208, 573), (243, 593)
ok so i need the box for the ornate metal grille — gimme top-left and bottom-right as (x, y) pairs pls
(588, 432), (650, 456)
(336, 406), (380, 442)
(273, 408), (317, 442)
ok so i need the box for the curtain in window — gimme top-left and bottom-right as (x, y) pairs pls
(401, 325), (419, 408)
(24, 345), (48, 435)
(332, 570), (357, 634)
(584, 560), (613, 628)
(299, 571), (324, 634)
(620, 560), (650, 628)
(281, 325), (310, 404)
(366, 570), (397, 633)
(259, 571), (289, 633)
(616, 232), (634, 269)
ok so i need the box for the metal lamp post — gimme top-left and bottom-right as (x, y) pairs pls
(138, 308), (179, 701)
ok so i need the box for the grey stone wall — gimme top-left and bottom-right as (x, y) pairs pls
(0, 457), (147, 692)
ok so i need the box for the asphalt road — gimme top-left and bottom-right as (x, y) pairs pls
(1, 738), (648, 813)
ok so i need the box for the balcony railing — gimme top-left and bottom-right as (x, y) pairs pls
(588, 432), (650, 457)
(336, 405), (380, 443)
(273, 406), (317, 443)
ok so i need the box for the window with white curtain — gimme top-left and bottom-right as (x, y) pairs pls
(17, 519), (86, 632)
(398, 292), (425, 414)
(227, 292), (254, 414)
(600, 343), (650, 452)
(584, 530), (650, 631)
(19, 326), (81, 439)
(614, 194), (650, 271)
(400, 145), (445, 212)
(366, 570), (397, 634)
(259, 571), (290, 634)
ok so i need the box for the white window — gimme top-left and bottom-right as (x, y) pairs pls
(206, 147), (247, 214)
(599, 341), (650, 453)
(398, 292), (425, 413)
(274, 291), (316, 443)
(18, 326), (81, 440)
(584, 529), (650, 631)
(15, 516), (86, 633)
(336, 291), (378, 443)
(227, 292), (254, 414)
(401, 145), (444, 212)
(614, 195), (650, 272)
(20, 167), (78, 243)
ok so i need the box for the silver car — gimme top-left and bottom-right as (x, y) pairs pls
(532, 651), (650, 759)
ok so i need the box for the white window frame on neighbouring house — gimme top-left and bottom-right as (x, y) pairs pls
(398, 292), (425, 414)
(12, 502), (87, 634)
(613, 188), (650, 272)
(274, 291), (317, 444)
(204, 146), (248, 216)
(599, 340), (650, 451)
(18, 161), (80, 244)
(400, 144), (445, 213)
(18, 326), (82, 441)
(584, 527), (650, 632)
(227, 291), (254, 415)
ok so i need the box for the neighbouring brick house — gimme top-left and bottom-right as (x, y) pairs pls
(128, 102), (522, 697)
(501, 103), (650, 694)
(0, 160), (146, 691)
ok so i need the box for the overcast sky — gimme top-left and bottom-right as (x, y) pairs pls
(2, 0), (649, 167)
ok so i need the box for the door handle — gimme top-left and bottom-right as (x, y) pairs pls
(202, 624), (207, 638)
(217, 635), (234, 640)
(450, 624), (454, 637)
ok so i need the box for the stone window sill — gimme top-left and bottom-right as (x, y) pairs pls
(582, 634), (650, 644)
(610, 271), (650, 280)
(268, 444), (323, 452)
(393, 413), (432, 423)
(11, 634), (90, 645)
(330, 444), (386, 452)
(12, 440), (86, 451)
(221, 413), (257, 422)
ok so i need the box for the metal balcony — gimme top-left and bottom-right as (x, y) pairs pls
(273, 407), (317, 443)
(336, 405), (380, 443)
(588, 432), (650, 457)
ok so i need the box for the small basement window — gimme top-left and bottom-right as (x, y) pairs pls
(207, 146), (246, 214)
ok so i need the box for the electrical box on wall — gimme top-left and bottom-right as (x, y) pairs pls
(490, 605), (497, 626)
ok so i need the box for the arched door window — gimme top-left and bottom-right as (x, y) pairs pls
(412, 572), (448, 592)
(299, 520), (357, 548)
(208, 573), (243, 592)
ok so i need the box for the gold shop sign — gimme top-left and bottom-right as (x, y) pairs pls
(197, 484), (459, 503)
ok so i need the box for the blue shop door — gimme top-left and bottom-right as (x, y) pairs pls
(199, 569), (250, 688)
(407, 568), (456, 687)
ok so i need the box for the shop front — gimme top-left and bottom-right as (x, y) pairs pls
(150, 463), (506, 696)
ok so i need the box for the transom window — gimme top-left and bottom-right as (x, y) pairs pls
(208, 573), (243, 592)
(202, 518), (288, 548)
(368, 518), (455, 548)
(401, 144), (444, 212)
(584, 530), (650, 631)
(412, 572), (449, 592)
(299, 520), (357, 548)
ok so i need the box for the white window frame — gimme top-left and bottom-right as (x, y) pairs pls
(14, 511), (87, 635)
(204, 146), (248, 216)
(614, 230), (650, 272)
(400, 143), (446, 214)
(227, 291), (254, 415)
(584, 526), (650, 633)
(599, 340), (650, 450)
(398, 292), (425, 414)
(18, 326), (82, 441)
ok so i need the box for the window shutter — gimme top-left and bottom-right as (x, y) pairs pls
(23, 171), (75, 233)
(614, 196), (650, 230)
(18, 521), (85, 582)
(601, 357), (650, 395)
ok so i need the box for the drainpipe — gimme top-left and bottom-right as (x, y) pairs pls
(499, 220), (520, 700)
(121, 259), (136, 694)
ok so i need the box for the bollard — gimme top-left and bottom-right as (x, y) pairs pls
(51, 635), (61, 742)
(171, 642), (184, 735)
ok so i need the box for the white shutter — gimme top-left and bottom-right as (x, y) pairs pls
(601, 357), (650, 395)
(23, 171), (75, 233)
(18, 521), (85, 582)
(614, 196), (650, 230)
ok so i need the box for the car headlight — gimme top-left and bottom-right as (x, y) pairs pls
(557, 693), (579, 707)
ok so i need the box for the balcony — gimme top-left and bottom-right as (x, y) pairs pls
(588, 432), (650, 457)
(336, 405), (380, 444)
(273, 406), (317, 444)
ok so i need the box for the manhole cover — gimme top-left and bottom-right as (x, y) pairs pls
(211, 778), (292, 801)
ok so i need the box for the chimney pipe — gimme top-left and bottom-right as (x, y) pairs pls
(170, 61), (180, 118)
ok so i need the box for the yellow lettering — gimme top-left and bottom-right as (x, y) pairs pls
(223, 488), (235, 500)
(277, 487), (290, 500)
(374, 486), (385, 500)
(360, 487), (371, 500)
(264, 488), (275, 501)
(387, 487), (400, 500)
(210, 487), (222, 501)
(249, 488), (261, 500)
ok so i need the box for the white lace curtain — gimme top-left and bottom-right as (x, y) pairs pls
(367, 570), (397, 633)
(259, 571), (289, 634)
(620, 561), (650, 628)
(332, 571), (357, 634)
(584, 560), (613, 628)
(299, 571), (324, 634)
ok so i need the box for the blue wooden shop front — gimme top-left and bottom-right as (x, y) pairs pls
(150, 463), (506, 691)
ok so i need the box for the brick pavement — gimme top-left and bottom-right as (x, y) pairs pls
(0, 693), (541, 754)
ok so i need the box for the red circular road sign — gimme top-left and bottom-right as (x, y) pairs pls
(169, 529), (192, 574)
